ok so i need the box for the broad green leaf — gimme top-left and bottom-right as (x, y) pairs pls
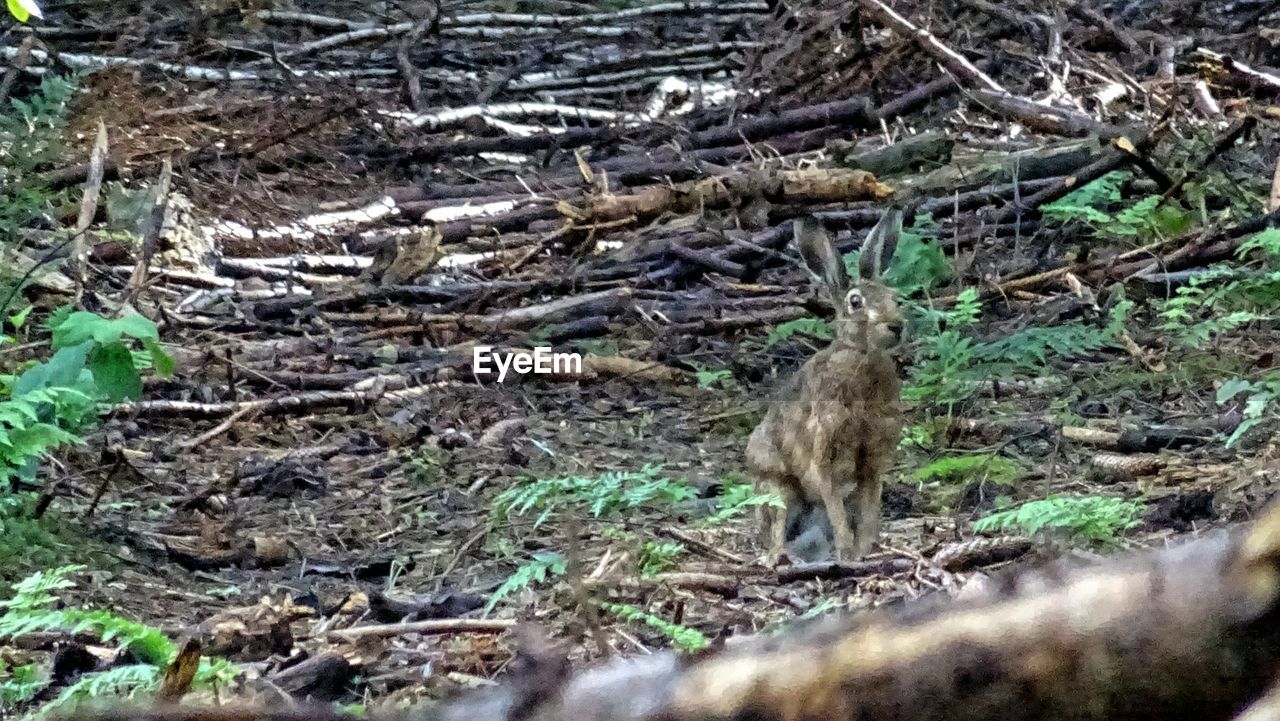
(1213, 379), (1254, 407)
(53, 312), (159, 349)
(882, 228), (950, 296)
(108, 313), (161, 342)
(7, 305), (33, 331)
(51, 312), (106, 349)
(12, 342), (90, 396)
(1226, 416), (1263, 447)
(7, 0), (41, 22)
(143, 338), (176, 377)
(88, 343), (143, 402)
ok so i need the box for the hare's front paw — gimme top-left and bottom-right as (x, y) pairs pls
(832, 540), (860, 562)
(757, 548), (790, 568)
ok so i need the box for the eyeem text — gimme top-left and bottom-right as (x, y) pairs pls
(473, 346), (583, 382)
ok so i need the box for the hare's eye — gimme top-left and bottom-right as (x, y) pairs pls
(844, 289), (864, 312)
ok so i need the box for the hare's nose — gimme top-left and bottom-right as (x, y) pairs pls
(886, 322), (904, 340)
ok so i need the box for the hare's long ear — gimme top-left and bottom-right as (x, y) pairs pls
(794, 215), (849, 296)
(858, 208), (903, 281)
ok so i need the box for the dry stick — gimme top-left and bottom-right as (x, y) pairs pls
(971, 89), (1135, 140)
(687, 96), (874, 149)
(856, 0), (1005, 93)
(69, 709), (366, 721)
(324, 618), (515, 641)
(1198, 48), (1280, 91)
(658, 526), (746, 566)
(1067, 4), (1141, 54)
(117, 388), (383, 418)
(124, 158), (172, 308)
(69, 118), (109, 291)
(1269, 153), (1280, 214)
(175, 404), (260, 450)
(1109, 204), (1280, 281)
(775, 558), (915, 583)
(396, 72), (960, 205)
(41, 99), (360, 192)
(0, 34), (35, 106)
(395, 2), (440, 113)
(81, 447), (124, 522)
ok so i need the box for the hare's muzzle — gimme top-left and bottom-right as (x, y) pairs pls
(875, 321), (904, 350)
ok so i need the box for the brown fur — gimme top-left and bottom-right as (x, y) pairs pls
(747, 211), (905, 562)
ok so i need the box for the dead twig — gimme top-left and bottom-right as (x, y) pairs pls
(124, 157), (173, 308)
(69, 118), (109, 291)
(324, 618), (515, 641)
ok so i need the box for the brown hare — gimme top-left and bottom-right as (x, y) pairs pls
(747, 210), (904, 563)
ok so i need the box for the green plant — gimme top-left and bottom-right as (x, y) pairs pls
(1, 565), (171, 665)
(973, 495), (1144, 547)
(898, 422), (935, 451)
(25, 665), (161, 720)
(1, 73), (74, 242)
(1, 661), (40, 707)
(692, 365), (735, 390)
(1041, 172), (1192, 243)
(915, 454), (1019, 486)
(0, 566), (238, 718)
(905, 289), (1131, 408)
(404, 443), (444, 487)
(844, 213), (950, 296)
(483, 552), (566, 615)
(573, 337), (619, 357)
(0, 497), (69, 578)
(764, 317), (832, 349)
(6, 0), (41, 21)
(703, 475), (781, 525)
(637, 541), (684, 576)
(490, 465), (696, 528)
(600, 602), (708, 652)
(1, 310), (173, 490)
(1161, 229), (1280, 347)
(914, 453), (1020, 513)
(1216, 374), (1280, 446)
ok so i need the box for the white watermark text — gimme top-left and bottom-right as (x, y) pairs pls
(473, 346), (583, 382)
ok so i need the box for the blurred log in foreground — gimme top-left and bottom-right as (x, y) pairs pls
(80, 502), (1280, 721)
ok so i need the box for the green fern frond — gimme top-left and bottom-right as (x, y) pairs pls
(915, 454), (1019, 485)
(703, 479), (781, 525)
(764, 317), (832, 348)
(973, 496), (1144, 547)
(1, 564), (82, 611)
(1, 661), (42, 708)
(483, 552), (566, 616)
(23, 664), (160, 721)
(490, 465), (694, 527)
(601, 602), (708, 652)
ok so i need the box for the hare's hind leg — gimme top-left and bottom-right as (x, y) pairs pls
(758, 501), (787, 565)
(853, 476), (883, 556)
(753, 474), (790, 565)
(852, 441), (891, 554)
(809, 466), (856, 560)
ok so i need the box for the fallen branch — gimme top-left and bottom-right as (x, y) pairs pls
(325, 618), (515, 641)
(856, 0), (1005, 93)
